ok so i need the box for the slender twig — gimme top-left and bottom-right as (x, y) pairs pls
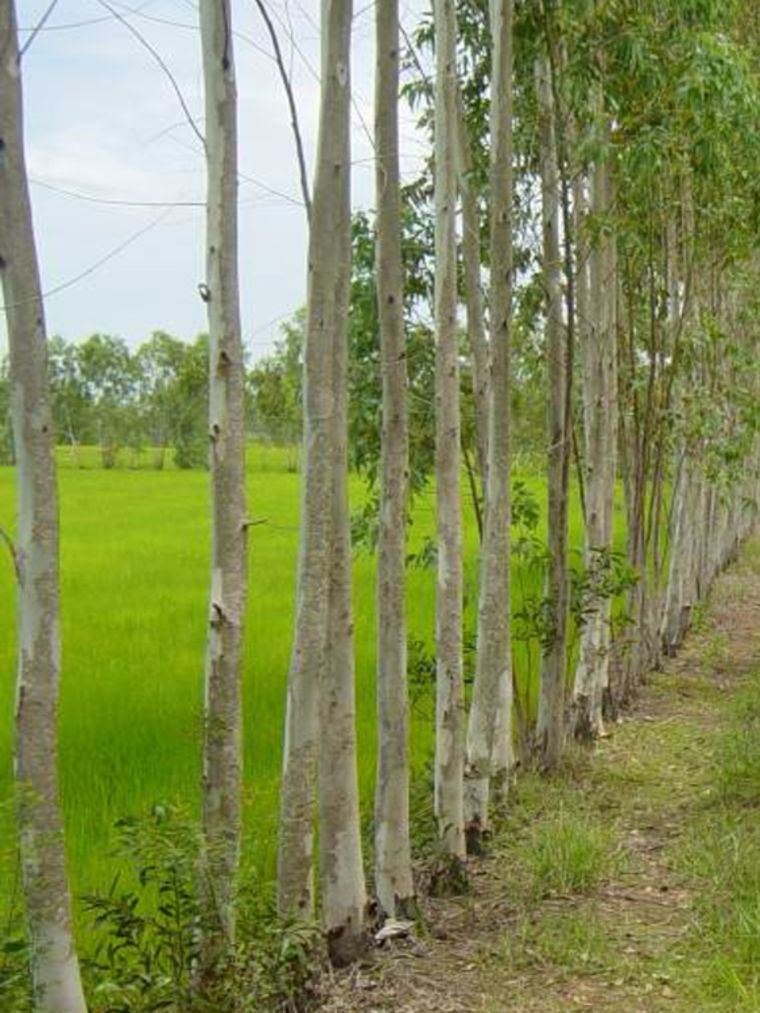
(0, 208), (172, 313)
(252, 0), (311, 221)
(18, 0), (59, 58)
(94, 0), (205, 149)
(0, 526), (20, 581)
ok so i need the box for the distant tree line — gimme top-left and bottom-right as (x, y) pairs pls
(0, 328), (300, 469)
(0, 295), (545, 483)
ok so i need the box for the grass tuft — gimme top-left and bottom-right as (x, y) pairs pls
(522, 807), (617, 898)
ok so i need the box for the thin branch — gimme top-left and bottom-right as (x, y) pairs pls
(94, 0), (206, 150)
(252, 0), (312, 221)
(30, 177), (203, 208)
(237, 169), (305, 209)
(400, 23), (432, 99)
(0, 526), (20, 581)
(0, 208), (172, 312)
(18, 0), (60, 57)
(18, 0), (153, 33)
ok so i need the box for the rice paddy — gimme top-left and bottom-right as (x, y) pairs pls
(0, 444), (626, 916)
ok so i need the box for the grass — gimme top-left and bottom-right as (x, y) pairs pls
(0, 444), (626, 928)
(500, 906), (613, 973)
(679, 676), (760, 1009)
(523, 807), (618, 898)
(476, 540), (760, 1013)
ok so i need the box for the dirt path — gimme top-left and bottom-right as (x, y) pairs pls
(318, 536), (760, 1013)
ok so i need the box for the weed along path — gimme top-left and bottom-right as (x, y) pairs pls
(319, 536), (760, 1013)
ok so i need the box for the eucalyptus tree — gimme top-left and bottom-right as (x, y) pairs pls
(198, 0), (248, 970)
(319, 0), (368, 960)
(464, 0), (515, 846)
(571, 122), (618, 741)
(0, 1), (89, 1008)
(374, 0), (414, 918)
(534, 51), (569, 770)
(278, 0), (367, 962)
(454, 91), (489, 490)
(433, 0), (466, 859)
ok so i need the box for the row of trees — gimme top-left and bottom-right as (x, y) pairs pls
(0, 330), (294, 470)
(3, 0), (760, 1009)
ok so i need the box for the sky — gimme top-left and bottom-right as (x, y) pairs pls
(1, 0), (430, 362)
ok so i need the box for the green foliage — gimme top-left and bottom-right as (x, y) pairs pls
(43, 332), (211, 470)
(570, 547), (639, 631)
(81, 805), (199, 1012)
(247, 313), (303, 448)
(347, 210), (436, 499)
(407, 637), (437, 713)
(80, 805), (321, 1013)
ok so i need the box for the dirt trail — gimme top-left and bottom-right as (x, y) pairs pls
(318, 536), (760, 1013)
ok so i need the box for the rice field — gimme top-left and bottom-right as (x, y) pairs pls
(0, 444), (627, 919)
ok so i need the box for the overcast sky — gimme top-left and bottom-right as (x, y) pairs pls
(1, 0), (430, 361)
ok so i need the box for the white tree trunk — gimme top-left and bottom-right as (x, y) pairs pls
(199, 0), (248, 968)
(464, 0), (514, 848)
(535, 54), (569, 770)
(454, 89), (489, 488)
(572, 151), (618, 740)
(373, 0), (414, 920)
(0, 3), (88, 1009)
(433, 0), (465, 859)
(300, 0), (368, 965)
(277, 0), (350, 919)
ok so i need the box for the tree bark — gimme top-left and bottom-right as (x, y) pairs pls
(535, 53), (569, 770)
(0, 4), (88, 1009)
(464, 0), (514, 848)
(572, 150), (618, 740)
(199, 0), (248, 970)
(454, 88), (489, 489)
(318, 0), (368, 960)
(433, 0), (465, 859)
(374, 0), (414, 919)
(278, 0), (357, 924)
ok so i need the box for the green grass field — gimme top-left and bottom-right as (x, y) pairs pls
(0, 444), (627, 920)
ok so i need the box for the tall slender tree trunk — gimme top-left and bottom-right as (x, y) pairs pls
(535, 53), (569, 770)
(0, 4), (88, 1010)
(278, 0), (367, 962)
(277, 10), (348, 923)
(374, 0), (414, 920)
(464, 0), (514, 849)
(572, 151), (618, 740)
(454, 88), (489, 489)
(433, 0), (465, 859)
(199, 0), (248, 969)
(319, 0), (368, 953)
